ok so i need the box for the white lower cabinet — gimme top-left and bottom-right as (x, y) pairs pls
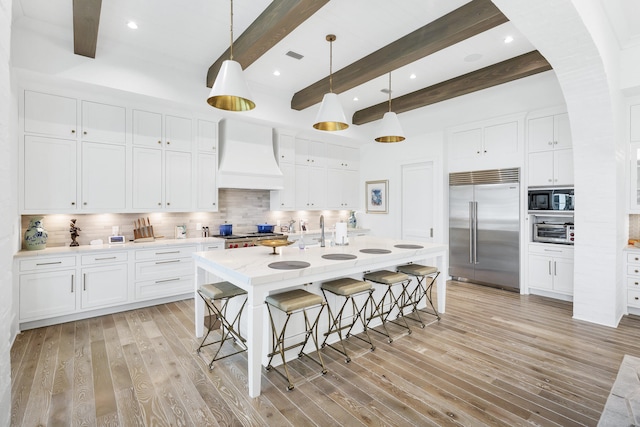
(625, 250), (640, 310)
(19, 255), (78, 322)
(80, 253), (128, 310)
(134, 245), (196, 300)
(528, 244), (574, 296)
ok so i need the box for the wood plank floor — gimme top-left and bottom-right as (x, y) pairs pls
(11, 281), (640, 426)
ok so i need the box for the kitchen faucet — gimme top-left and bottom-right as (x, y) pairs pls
(320, 215), (325, 247)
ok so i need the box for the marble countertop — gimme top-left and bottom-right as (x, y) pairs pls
(192, 235), (446, 286)
(15, 237), (225, 258)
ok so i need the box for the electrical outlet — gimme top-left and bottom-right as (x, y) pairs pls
(196, 223), (202, 231)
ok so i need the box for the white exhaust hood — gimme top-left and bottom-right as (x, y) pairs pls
(217, 119), (284, 190)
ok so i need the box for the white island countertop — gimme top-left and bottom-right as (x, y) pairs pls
(192, 235), (448, 398)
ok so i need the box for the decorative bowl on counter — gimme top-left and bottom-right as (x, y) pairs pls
(258, 239), (294, 254)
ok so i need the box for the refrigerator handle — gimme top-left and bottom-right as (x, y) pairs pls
(469, 201), (474, 264)
(473, 201), (478, 264)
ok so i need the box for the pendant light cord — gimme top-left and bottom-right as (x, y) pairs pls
(329, 38), (333, 93)
(229, 0), (234, 60)
(388, 72), (392, 112)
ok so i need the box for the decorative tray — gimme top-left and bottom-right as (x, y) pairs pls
(258, 239), (294, 254)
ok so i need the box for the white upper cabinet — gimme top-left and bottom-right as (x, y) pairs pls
(23, 135), (77, 212)
(327, 143), (359, 170)
(276, 133), (295, 164)
(197, 153), (218, 211)
(528, 149), (574, 187)
(165, 115), (192, 152)
(528, 113), (572, 152)
(164, 150), (193, 210)
(197, 119), (218, 152)
(132, 109), (162, 148)
(450, 128), (482, 157)
(132, 147), (163, 210)
(24, 91), (77, 139)
(81, 101), (126, 144)
(484, 122), (519, 154)
(296, 139), (326, 167)
(631, 104), (640, 142)
(81, 142), (126, 211)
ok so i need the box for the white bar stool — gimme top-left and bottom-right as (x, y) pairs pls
(196, 281), (248, 370)
(265, 288), (327, 391)
(321, 277), (376, 363)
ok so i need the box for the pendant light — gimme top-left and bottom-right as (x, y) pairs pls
(313, 34), (349, 131)
(375, 72), (405, 143)
(207, 0), (255, 111)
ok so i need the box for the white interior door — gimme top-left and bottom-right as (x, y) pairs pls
(401, 162), (434, 241)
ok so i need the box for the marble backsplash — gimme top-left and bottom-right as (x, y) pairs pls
(21, 189), (353, 248)
(630, 215), (640, 240)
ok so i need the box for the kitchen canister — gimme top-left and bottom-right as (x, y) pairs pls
(24, 216), (48, 250)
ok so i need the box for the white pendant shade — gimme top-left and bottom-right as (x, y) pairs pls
(207, 59), (256, 111)
(375, 111), (405, 143)
(313, 92), (349, 131)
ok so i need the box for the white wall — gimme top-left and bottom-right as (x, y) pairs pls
(0, 0), (16, 422)
(359, 130), (444, 240)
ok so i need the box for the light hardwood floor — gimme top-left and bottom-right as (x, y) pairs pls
(11, 281), (640, 426)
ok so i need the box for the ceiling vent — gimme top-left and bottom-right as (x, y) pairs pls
(286, 50), (304, 60)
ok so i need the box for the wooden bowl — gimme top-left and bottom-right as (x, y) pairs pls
(258, 239), (294, 254)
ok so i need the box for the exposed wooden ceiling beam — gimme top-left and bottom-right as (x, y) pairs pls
(73, 0), (102, 58)
(207, 0), (329, 88)
(291, 0), (508, 111)
(352, 50), (552, 125)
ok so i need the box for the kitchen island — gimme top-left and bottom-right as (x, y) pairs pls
(192, 235), (447, 397)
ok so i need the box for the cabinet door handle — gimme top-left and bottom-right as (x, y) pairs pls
(71, 129), (76, 134)
(36, 261), (62, 266)
(155, 278), (180, 284)
(548, 261), (552, 275)
(635, 297), (639, 301)
(554, 261), (557, 276)
(158, 140), (162, 144)
(83, 273), (86, 291)
(71, 275), (74, 293)
(156, 259), (180, 265)
(156, 250), (180, 255)
(95, 256), (117, 261)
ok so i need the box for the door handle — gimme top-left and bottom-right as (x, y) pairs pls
(473, 201), (478, 265)
(469, 202), (474, 264)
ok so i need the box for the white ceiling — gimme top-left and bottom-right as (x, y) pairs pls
(10, 0), (636, 133)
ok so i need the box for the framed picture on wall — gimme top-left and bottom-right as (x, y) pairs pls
(365, 180), (388, 214)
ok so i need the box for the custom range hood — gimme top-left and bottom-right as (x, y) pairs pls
(217, 119), (284, 190)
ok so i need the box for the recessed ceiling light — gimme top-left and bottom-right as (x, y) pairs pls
(353, 97), (359, 101)
(273, 70), (281, 76)
(504, 35), (514, 44)
(409, 73), (417, 79)
(127, 21), (138, 30)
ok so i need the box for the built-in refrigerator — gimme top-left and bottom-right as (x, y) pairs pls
(449, 168), (520, 291)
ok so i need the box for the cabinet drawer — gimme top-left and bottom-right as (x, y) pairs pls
(627, 252), (640, 264)
(627, 265), (640, 277)
(629, 290), (640, 308)
(20, 256), (76, 272)
(628, 277), (640, 289)
(528, 244), (574, 257)
(135, 276), (192, 301)
(135, 258), (193, 281)
(135, 245), (197, 261)
(81, 252), (128, 265)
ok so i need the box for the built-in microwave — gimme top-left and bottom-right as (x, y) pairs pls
(528, 188), (574, 212)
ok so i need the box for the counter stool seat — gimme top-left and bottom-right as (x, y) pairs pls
(396, 263), (440, 326)
(265, 288), (327, 391)
(197, 282), (247, 370)
(363, 270), (412, 343)
(321, 278), (375, 363)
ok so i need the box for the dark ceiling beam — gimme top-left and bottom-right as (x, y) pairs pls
(73, 0), (102, 58)
(291, 0), (508, 111)
(352, 50), (552, 125)
(207, 0), (330, 88)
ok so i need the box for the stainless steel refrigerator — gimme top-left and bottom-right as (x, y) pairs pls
(449, 168), (520, 291)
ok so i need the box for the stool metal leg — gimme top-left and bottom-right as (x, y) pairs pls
(365, 279), (412, 343)
(414, 272), (441, 320)
(321, 288), (375, 363)
(197, 291), (248, 370)
(265, 301), (327, 391)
